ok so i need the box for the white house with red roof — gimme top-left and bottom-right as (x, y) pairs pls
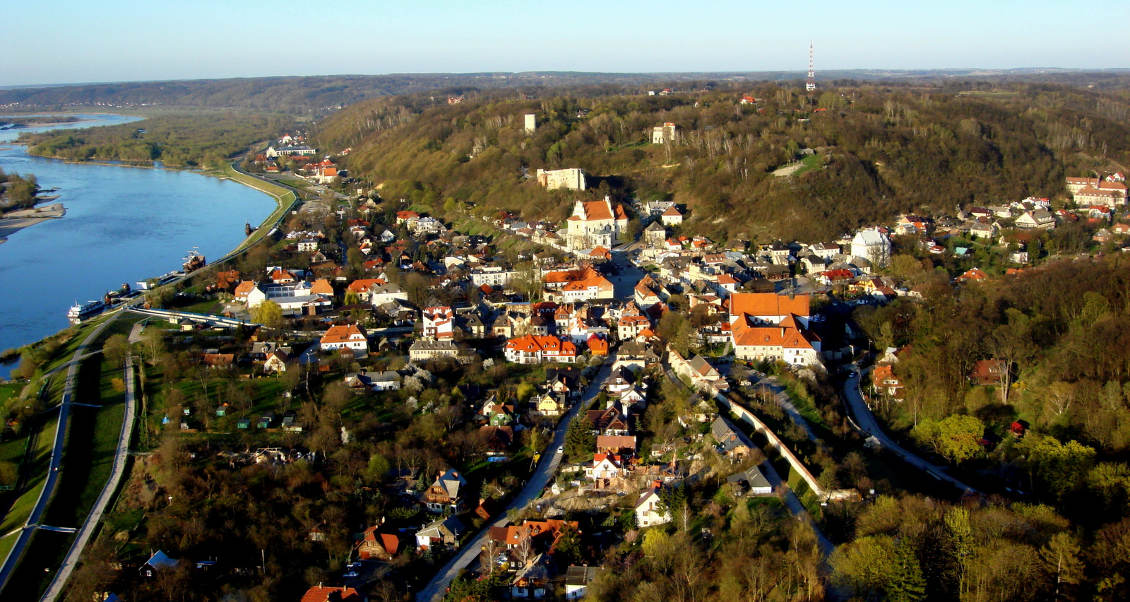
(728, 292), (821, 367)
(504, 335), (578, 364)
(422, 306), (455, 340)
(320, 324), (368, 353)
(564, 196), (629, 250)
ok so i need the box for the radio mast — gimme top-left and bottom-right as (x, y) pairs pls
(806, 42), (816, 92)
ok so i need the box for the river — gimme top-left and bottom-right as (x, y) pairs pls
(0, 114), (276, 376)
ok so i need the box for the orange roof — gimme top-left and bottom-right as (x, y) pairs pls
(580, 200), (614, 221)
(310, 278), (334, 296)
(587, 335), (609, 355)
(729, 292), (810, 319)
(505, 335), (577, 355)
(234, 280), (257, 297)
(321, 324), (365, 344)
(563, 269), (612, 291)
(269, 268), (295, 281)
(544, 269), (586, 284)
(346, 278), (386, 294)
(301, 586), (361, 602)
(731, 318), (815, 349)
(662, 206), (681, 216)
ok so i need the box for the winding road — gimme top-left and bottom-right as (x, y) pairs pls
(416, 361), (611, 602)
(841, 369), (979, 496)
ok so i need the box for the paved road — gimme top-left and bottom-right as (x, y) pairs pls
(0, 314), (118, 594)
(416, 361), (611, 602)
(841, 369), (979, 495)
(41, 353), (137, 600)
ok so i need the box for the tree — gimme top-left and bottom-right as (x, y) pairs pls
(1040, 532), (1084, 599)
(564, 416), (595, 463)
(251, 300), (283, 330)
(889, 537), (927, 601)
(101, 333), (130, 367)
(911, 415), (983, 464)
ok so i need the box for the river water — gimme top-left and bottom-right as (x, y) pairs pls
(0, 114), (275, 376)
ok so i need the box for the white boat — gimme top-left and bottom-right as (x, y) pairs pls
(66, 299), (105, 324)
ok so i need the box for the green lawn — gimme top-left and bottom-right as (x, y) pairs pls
(790, 153), (822, 177)
(0, 408), (57, 532)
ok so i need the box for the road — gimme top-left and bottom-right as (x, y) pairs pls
(0, 314), (118, 594)
(41, 352), (137, 601)
(841, 369), (979, 496)
(416, 361), (611, 602)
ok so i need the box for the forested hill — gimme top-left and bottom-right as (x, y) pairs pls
(3, 70), (1129, 114)
(318, 82), (1130, 242)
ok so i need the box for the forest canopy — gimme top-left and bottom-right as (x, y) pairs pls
(319, 82), (1130, 242)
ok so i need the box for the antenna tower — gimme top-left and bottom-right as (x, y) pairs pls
(806, 42), (816, 92)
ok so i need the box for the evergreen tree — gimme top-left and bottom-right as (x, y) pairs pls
(889, 538), (928, 602)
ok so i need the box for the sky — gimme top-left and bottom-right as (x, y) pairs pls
(2, 0), (1127, 87)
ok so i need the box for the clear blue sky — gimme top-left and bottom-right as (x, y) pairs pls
(3, 0), (1126, 86)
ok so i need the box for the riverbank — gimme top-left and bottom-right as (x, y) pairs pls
(0, 203), (65, 243)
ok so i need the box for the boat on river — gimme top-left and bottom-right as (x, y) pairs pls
(66, 299), (105, 324)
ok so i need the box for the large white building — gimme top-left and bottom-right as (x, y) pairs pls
(536, 168), (586, 191)
(564, 197), (629, 250)
(728, 292), (821, 367)
(850, 228), (891, 268)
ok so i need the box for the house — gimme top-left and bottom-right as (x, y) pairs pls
(369, 282), (409, 307)
(596, 434), (637, 456)
(422, 306), (455, 339)
(671, 351), (728, 392)
(634, 486), (672, 527)
(957, 267), (988, 282)
(424, 469), (467, 513)
(535, 167), (586, 191)
(850, 228), (891, 267)
(554, 267), (614, 302)
(587, 334), (609, 356)
(409, 339), (465, 363)
(504, 335), (578, 364)
(357, 527), (400, 561)
(320, 324), (368, 353)
(660, 205), (683, 226)
(300, 586), (362, 602)
(565, 197), (629, 250)
(727, 466), (773, 496)
(643, 221), (666, 247)
(1015, 209), (1056, 230)
(534, 392), (565, 417)
(416, 515), (467, 551)
(566, 565), (602, 600)
(139, 550), (178, 578)
(970, 359), (1008, 386)
(871, 363), (903, 398)
(511, 554), (553, 599)
(711, 416), (753, 459)
(371, 370), (401, 391)
(262, 350), (288, 374)
(651, 122), (678, 144)
(585, 453), (624, 483)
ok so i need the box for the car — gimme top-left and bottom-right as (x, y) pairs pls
(556, 446), (565, 454)
(343, 571), (359, 578)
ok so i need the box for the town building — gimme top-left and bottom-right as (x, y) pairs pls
(320, 324), (368, 353)
(850, 228), (891, 267)
(565, 197), (629, 250)
(535, 168), (586, 191)
(651, 122), (678, 144)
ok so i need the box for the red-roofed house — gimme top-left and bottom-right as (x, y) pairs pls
(301, 586), (361, 602)
(357, 527), (400, 560)
(320, 324), (368, 352)
(504, 335), (578, 364)
(422, 306), (454, 340)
